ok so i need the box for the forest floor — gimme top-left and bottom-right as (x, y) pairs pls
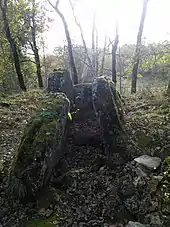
(0, 88), (170, 227)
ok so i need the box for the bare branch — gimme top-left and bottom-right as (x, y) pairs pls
(48, 0), (78, 84)
(55, 0), (59, 8)
(69, 0), (92, 69)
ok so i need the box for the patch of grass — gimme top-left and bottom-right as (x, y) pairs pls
(24, 215), (56, 227)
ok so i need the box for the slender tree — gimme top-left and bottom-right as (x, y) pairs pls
(100, 34), (107, 76)
(28, 0), (43, 88)
(95, 27), (99, 76)
(0, 0), (27, 91)
(92, 13), (96, 76)
(131, 0), (149, 93)
(167, 79), (170, 95)
(118, 47), (122, 93)
(112, 23), (119, 84)
(48, 0), (78, 84)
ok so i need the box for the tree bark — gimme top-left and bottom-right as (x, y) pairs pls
(95, 27), (99, 76)
(30, 27), (43, 88)
(48, 0), (78, 84)
(112, 24), (119, 84)
(118, 47), (122, 93)
(92, 14), (96, 76)
(167, 79), (170, 95)
(131, 0), (149, 94)
(0, 0), (27, 91)
(29, 0), (43, 88)
(100, 34), (107, 76)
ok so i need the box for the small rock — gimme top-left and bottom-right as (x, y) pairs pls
(135, 167), (148, 177)
(153, 175), (163, 181)
(148, 176), (163, 193)
(149, 212), (162, 226)
(45, 208), (53, 217)
(134, 155), (161, 170)
(126, 221), (148, 227)
(104, 223), (109, 227)
(38, 207), (45, 215)
(149, 200), (159, 212)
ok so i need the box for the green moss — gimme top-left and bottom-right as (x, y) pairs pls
(24, 215), (56, 227)
(164, 156), (170, 166)
(12, 93), (69, 170)
(8, 93), (70, 199)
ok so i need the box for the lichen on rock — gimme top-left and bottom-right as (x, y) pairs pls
(8, 92), (71, 200)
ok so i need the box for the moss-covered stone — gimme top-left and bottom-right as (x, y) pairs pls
(92, 77), (127, 163)
(47, 70), (74, 101)
(8, 93), (71, 200)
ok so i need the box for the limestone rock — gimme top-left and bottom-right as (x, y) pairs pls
(134, 155), (161, 170)
(92, 77), (127, 162)
(8, 93), (71, 199)
(47, 70), (74, 100)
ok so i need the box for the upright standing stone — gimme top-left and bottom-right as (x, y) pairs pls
(47, 70), (74, 101)
(92, 77), (127, 164)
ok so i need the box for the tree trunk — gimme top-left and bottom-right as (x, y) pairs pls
(0, 1), (27, 92)
(30, 0), (43, 89)
(30, 26), (43, 88)
(112, 24), (119, 84)
(92, 14), (96, 77)
(48, 0), (78, 84)
(167, 79), (170, 95)
(118, 47), (122, 93)
(131, 0), (149, 94)
(42, 39), (48, 87)
(100, 34), (107, 76)
(95, 27), (99, 76)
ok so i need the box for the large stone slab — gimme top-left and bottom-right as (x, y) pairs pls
(8, 93), (71, 200)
